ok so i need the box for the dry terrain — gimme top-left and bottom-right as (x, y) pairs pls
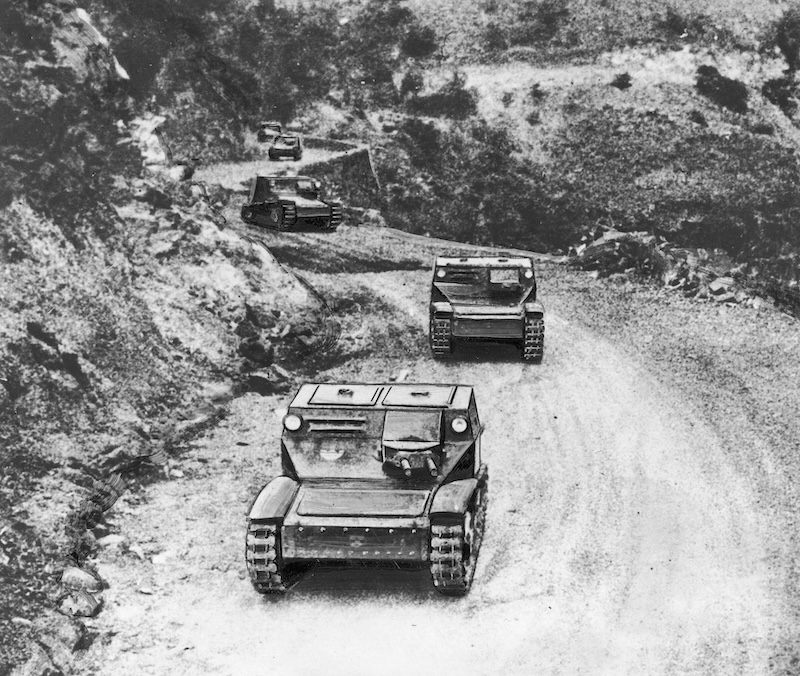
(66, 218), (800, 675)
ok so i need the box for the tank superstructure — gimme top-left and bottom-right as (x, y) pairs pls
(245, 382), (488, 596)
(429, 255), (545, 361)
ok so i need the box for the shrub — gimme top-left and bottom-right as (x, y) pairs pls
(511, 0), (570, 46)
(402, 24), (438, 58)
(610, 73), (632, 90)
(695, 65), (748, 114)
(529, 83), (546, 101)
(688, 109), (708, 127)
(406, 72), (478, 119)
(774, 6), (800, 72)
(762, 77), (799, 119)
(399, 118), (441, 169)
(483, 22), (508, 52)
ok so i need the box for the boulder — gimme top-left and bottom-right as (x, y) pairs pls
(708, 276), (735, 295)
(33, 609), (87, 652)
(56, 590), (102, 618)
(11, 642), (60, 676)
(59, 566), (103, 593)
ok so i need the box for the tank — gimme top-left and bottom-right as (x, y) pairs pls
(268, 133), (303, 161)
(240, 175), (343, 232)
(257, 120), (282, 142)
(429, 256), (545, 361)
(245, 382), (488, 596)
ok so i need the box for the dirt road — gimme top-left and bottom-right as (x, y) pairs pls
(194, 145), (362, 193)
(71, 259), (785, 675)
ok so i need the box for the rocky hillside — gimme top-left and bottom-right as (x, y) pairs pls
(0, 2), (338, 670)
(4, 0), (800, 671)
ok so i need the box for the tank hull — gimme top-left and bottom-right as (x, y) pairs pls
(282, 520), (429, 562)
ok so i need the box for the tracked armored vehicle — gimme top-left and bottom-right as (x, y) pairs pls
(429, 256), (545, 361)
(268, 133), (303, 161)
(240, 175), (343, 231)
(245, 382), (488, 596)
(257, 120), (282, 142)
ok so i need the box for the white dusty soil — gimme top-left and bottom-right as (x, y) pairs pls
(72, 266), (791, 676)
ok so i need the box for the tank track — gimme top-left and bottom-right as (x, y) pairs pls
(280, 203), (297, 230)
(429, 482), (488, 596)
(522, 315), (544, 362)
(245, 521), (288, 594)
(328, 203), (343, 230)
(430, 316), (453, 358)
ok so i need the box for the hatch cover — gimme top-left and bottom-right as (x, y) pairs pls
(309, 384), (384, 406)
(382, 385), (456, 408)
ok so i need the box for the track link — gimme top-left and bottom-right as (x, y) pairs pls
(281, 204), (298, 229)
(329, 203), (343, 230)
(430, 316), (453, 358)
(523, 315), (544, 362)
(245, 521), (287, 594)
(429, 482), (488, 596)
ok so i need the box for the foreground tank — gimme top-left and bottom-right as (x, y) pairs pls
(429, 256), (545, 361)
(245, 382), (488, 596)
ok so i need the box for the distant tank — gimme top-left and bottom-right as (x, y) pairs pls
(429, 256), (545, 361)
(257, 120), (282, 142)
(245, 382), (488, 596)
(240, 175), (343, 232)
(268, 133), (303, 161)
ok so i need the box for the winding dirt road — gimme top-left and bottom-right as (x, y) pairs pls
(72, 257), (784, 675)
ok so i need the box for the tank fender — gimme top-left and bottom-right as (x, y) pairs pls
(248, 476), (299, 521)
(430, 478), (478, 516)
(523, 300), (545, 317)
(431, 301), (453, 316)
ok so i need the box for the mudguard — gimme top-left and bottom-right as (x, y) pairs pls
(431, 301), (453, 316)
(248, 476), (299, 521)
(523, 300), (545, 317)
(430, 478), (478, 516)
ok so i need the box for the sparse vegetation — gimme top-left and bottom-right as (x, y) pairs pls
(610, 73), (632, 90)
(6, 0), (800, 669)
(406, 71), (478, 118)
(773, 5), (800, 72)
(695, 65), (748, 114)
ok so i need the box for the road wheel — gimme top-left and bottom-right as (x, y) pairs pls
(430, 315), (453, 359)
(245, 520), (305, 594)
(429, 482), (487, 596)
(522, 315), (544, 362)
(241, 207), (255, 224)
(267, 205), (283, 228)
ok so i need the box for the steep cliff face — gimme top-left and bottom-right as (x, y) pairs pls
(0, 3), (330, 670)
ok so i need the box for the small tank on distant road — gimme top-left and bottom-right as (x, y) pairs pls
(245, 382), (488, 596)
(257, 120), (282, 142)
(268, 133), (303, 161)
(240, 175), (343, 231)
(429, 256), (545, 361)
